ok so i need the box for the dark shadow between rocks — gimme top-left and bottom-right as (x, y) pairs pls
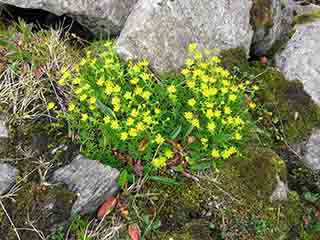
(1, 4), (94, 41)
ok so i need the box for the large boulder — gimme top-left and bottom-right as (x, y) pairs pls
(275, 20), (320, 105)
(250, 0), (294, 55)
(0, 0), (137, 36)
(52, 155), (119, 216)
(0, 163), (18, 195)
(116, 0), (254, 72)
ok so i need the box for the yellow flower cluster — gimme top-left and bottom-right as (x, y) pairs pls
(64, 41), (256, 171)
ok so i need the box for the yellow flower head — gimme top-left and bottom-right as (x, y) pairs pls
(81, 113), (89, 122)
(188, 43), (198, 53)
(68, 103), (76, 112)
(155, 134), (165, 145)
(111, 120), (119, 129)
(120, 132), (128, 141)
(191, 118), (200, 128)
(184, 112), (193, 120)
(151, 156), (167, 169)
(211, 149), (220, 158)
(129, 128), (138, 137)
(127, 117), (134, 126)
(188, 98), (197, 107)
(167, 85), (177, 94)
(207, 122), (216, 131)
(249, 102), (256, 109)
(47, 102), (55, 110)
(103, 116), (110, 124)
(234, 132), (242, 141)
(224, 106), (232, 115)
(229, 94), (237, 102)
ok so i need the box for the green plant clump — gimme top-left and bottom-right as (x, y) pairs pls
(61, 42), (257, 173)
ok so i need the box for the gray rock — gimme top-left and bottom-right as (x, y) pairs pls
(0, 0), (137, 36)
(0, 163), (18, 195)
(251, 0), (294, 55)
(116, 0), (254, 72)
(0, 119), (8, 139)
(275, 20), (320, 105)
(52, 155), (119, 216)
(294, 2), (320, 15)
(303, 129), (320, 170)
(270, 176), (289, 201)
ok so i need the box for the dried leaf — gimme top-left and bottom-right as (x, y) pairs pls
(112, 148), (134, 166)
(133, 160), (144, 176)
(138, 139), (149, 153)
(128, 224), (141, 240)
(97, 195), (118, 220)
(118, 203), (129, 219)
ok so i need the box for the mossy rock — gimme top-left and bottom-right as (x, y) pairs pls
(250, 0), (274, 30)
(294, 10), (320, 25)
(220, 48), (320, 145)
(0, 183), (76, 240)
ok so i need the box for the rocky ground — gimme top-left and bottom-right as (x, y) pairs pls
(0, 0), (320, 240)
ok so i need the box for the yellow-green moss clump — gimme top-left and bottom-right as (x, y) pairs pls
(294, 10), (320, 25)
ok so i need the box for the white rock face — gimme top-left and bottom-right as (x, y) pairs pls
(53, 155), (119, 216)
(0, 163), (18, 195)
(116, 0), (253, 72)
(0, 0), (137, 35)
(270, 176), (289, 201)
(276, 20), (320, 105)
(303, 129), (320, 170)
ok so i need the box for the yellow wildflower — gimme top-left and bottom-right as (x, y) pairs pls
(68, 103), (76, 112)
(185, 58), (194, 67)
(184, 112), (193, 120)
(124, 91), (132, 100)
(155, 134), (165, 145)
(103, 116), (110, 124)
(120, 132), (128, 141)
(131, 109), (139, 118)
(129, 128), (138, 137)
(127, 117), (134, 126)
(111, 120), (119, 129)
(136, 122), (145, 132)
(152, 156), (167, 168)
(249, 102), (256, 109)
(214, 110), (221, 118)
(207, 122), (216, 131)
(191, 118), (200, 128)
(186, 80), (196, 89)
(181, 68), (190, 76)
(224, 106), (232, 115)
(234, 132), (242, 141)
(142, 91), (152, 100)
(58, 79), (65, 86)
(206, 109), (214, 119)
(72, 77), (81, 85)
(155, 108), (161, 114)
(229, 94), (237, 102)
(89, 97), (96, 105)
(47, 102), (55, 110)
(81, 113), (89, 122)
(134, 87), (143, 96)
(79, 94), (88, 102)
(167, 85), (177, 94)
(188, 98), (196, 107)
(188, 43), (198, 53)
(130, 78), (139, 85)
(211, 149), (220, 158)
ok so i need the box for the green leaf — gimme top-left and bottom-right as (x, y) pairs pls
(311, 224), (320, 232)
(189, 162), (211, 171)
(96, 99), (116, 119)
(118, 169), (128, 189)
(184, 124), (194, 139)
(170, 125), (182, 139)
(148, 176), (179, 185)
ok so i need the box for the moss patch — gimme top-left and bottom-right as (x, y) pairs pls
(250, 0), (274, 30)
(220, 48), (320, 145)
(294, 10), (320, 25)
(0, 183), (76, 240)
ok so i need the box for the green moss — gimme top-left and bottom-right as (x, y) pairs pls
(220, 48), (320, 145)
(0, 183), (76, 240)
(294, 11), (320, 25)
(155, 220), (212, 240)
(250, 0), (274, 30)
